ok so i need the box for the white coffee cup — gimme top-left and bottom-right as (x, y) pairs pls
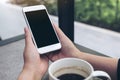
(48, 58), (111, 80)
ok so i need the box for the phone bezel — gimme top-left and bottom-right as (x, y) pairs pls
(22, 5), (61, 54)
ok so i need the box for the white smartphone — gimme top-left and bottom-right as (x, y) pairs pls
(22, 5), (61, 54)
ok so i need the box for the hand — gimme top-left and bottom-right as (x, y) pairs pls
(48, 25), (118, 80)
(48, 24), (82, 61)
(18, 27), (49, 80)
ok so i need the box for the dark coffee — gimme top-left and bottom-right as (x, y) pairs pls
(57, 73), (85, 80)
(92, 76), (110, 80)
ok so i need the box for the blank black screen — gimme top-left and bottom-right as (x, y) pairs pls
(25, 10), (59, 48)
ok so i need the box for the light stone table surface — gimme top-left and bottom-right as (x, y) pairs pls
(0, 39), (49, 80)
(0, 39), (106, 80)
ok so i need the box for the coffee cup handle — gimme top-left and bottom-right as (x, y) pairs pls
(91, 71), (111, 80)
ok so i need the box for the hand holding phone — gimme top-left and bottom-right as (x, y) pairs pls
(22, 5), (61, 54)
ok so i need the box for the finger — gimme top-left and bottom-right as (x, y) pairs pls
(24, 27), (34, 46)
(49, 54), (65, 62)
(41, 55), (49, 61)
(46, 53), (57, 62)
(47, 52), (64, 62)
(53, 24), (70, 42)
(53, 24), (65, 38)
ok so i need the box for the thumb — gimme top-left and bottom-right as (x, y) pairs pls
(24, 27), (34, 46)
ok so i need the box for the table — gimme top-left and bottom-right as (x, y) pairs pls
(0, 39), (106, 80)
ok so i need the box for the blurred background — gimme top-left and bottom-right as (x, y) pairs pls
(0, 0), (120, 57)
(0, 0), (120, 80)
(8, 0), (120, 32)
